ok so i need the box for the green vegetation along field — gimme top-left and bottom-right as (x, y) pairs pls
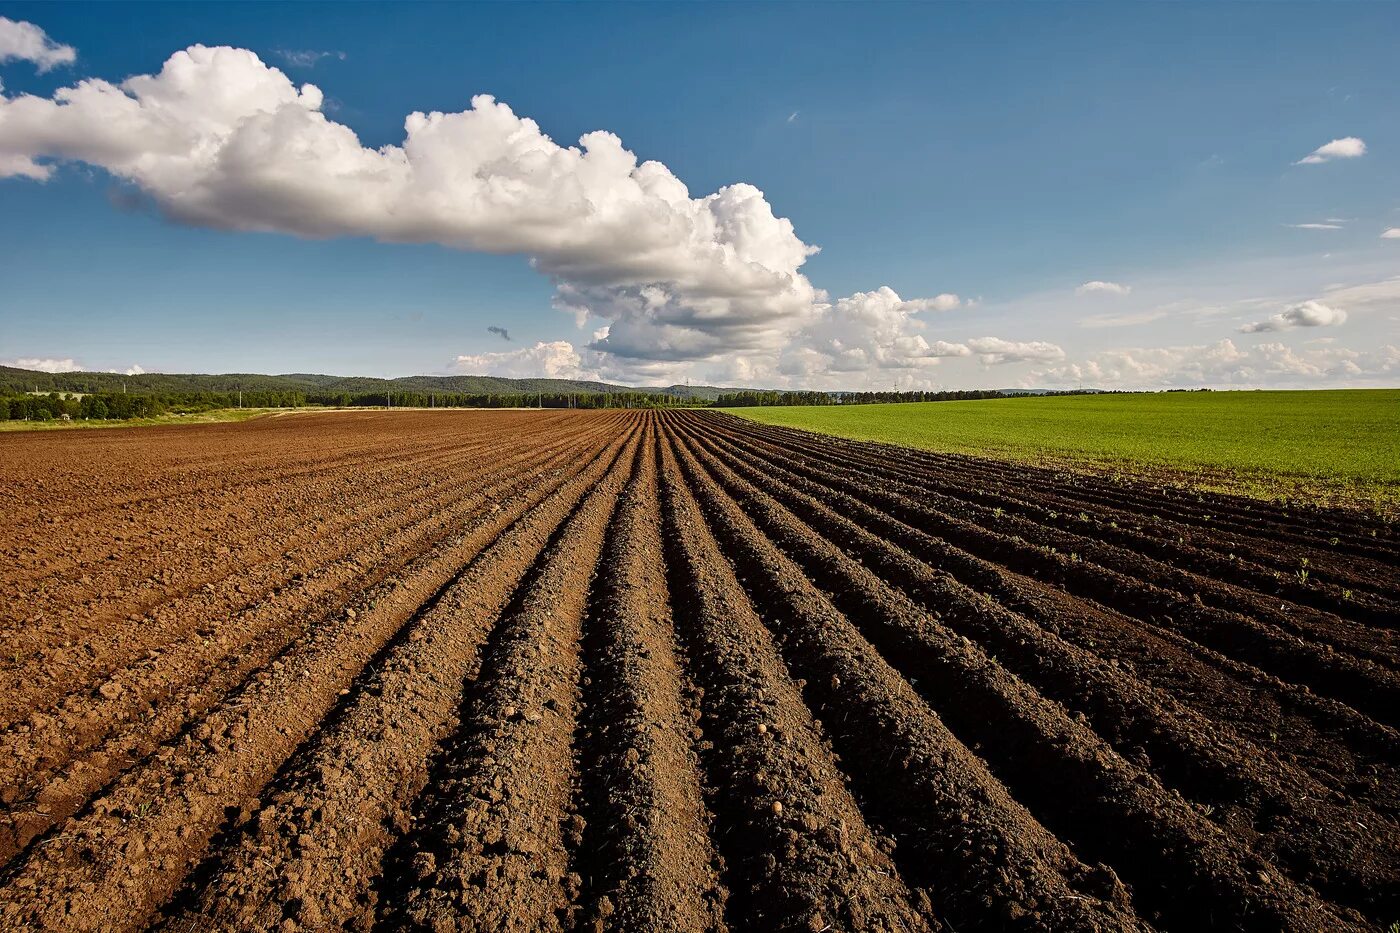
(728, 389), (1400, 513)
(0, 408), (280, 433)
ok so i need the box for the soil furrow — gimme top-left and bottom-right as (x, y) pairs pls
(385, 428), (641, 932)
(568, 416), (728, 932)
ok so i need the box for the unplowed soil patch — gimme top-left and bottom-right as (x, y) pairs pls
(1, 410), (1395, 932)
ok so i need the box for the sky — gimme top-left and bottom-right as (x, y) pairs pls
(0, 2), (1397, 390)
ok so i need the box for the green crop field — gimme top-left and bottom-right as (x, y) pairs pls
(727, 389), (1400, 513)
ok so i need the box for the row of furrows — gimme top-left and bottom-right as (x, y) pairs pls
(722, 414), (1400, 602)
(684, 414), (1400, 807)
(663, 415), (1376, 931)
(0, 417), (638, 931)
(2, 410), (1392, 932)
(378, 423), (644, 932)
(0, 412), (622, 724)
(155, 416), (646, 933)
(567, 427), (727, 932)
(0, 422), (492, 569)
(0, 419), (618, 745)
(682, 414), (1400, 727)
(0, 412), (576, 531)
(668, 413), (1400, 924)
(0, 417), (625, 873)
(799, 432), (1400, 612)
(0, 427), (509, 660)
(0, 416), (593, 708)
(0, 418), (624, 827)
(662, 428), (1153, 932)
(714, 415), (1400, 633)
(758, 417), (1398, 558)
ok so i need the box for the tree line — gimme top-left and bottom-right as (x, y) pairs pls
(710, 389), (1108, 407)
(304, 390), (696, 409)
(0, 387), (695, 421)
(0, 390), (306, 421)
(1, 385), (1117, 422)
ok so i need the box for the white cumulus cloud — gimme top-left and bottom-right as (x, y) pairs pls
(1239, 300), (1348, 333)
(0, 41), (1049, 387)
(965, 337), (1065, 365)
(0, 17), (76, 73)
(1076, 280), (1131, 296)
(0, 44), (865, 372)
(1295, 137), (1366, 165)
(2, 356), (82, 373)
(1382, 228), (1400, 239)
(775, 287), (969, 376)
(453, 341), (599, 381)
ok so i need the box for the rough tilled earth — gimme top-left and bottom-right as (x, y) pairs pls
(1, 409), (1397, 933)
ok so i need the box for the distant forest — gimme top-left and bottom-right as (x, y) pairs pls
(0, 364), (1108, 422)
(0, 366), (737, 400)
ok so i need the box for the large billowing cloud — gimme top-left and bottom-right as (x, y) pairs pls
(0, 17), (75, 73)
(0, 36), (1040, 386)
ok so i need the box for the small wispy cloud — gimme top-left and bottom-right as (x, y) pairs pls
(1382, 228), (1400, 240)
(1078, 308), (1170, 329)
(787, 111), (799, 124)
(487, 325), (512, 341)
(1076, 280), (1131, 296)
(1288, 222), (1343, 231)
(1295, 136), (1366, 165)
(0, 17), (76, 72)
(273, 48), (346, 69)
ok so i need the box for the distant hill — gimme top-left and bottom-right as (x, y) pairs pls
(0, 365), (748, 402)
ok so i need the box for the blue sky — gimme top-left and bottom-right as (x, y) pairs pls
(1, 2), (1397, 388)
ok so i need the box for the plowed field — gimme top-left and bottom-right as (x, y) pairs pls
(2, 409), (1397, 932)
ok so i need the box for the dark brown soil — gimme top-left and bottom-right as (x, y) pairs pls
(0, 409), (1395, 932)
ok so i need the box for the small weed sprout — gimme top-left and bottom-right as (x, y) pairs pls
(1297, 568), (1309, 585)
(1342, 588), (1353, 601)
(992, 507), (1004, 519)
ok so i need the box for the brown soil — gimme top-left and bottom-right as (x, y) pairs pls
(0, 409), (1395, 932)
